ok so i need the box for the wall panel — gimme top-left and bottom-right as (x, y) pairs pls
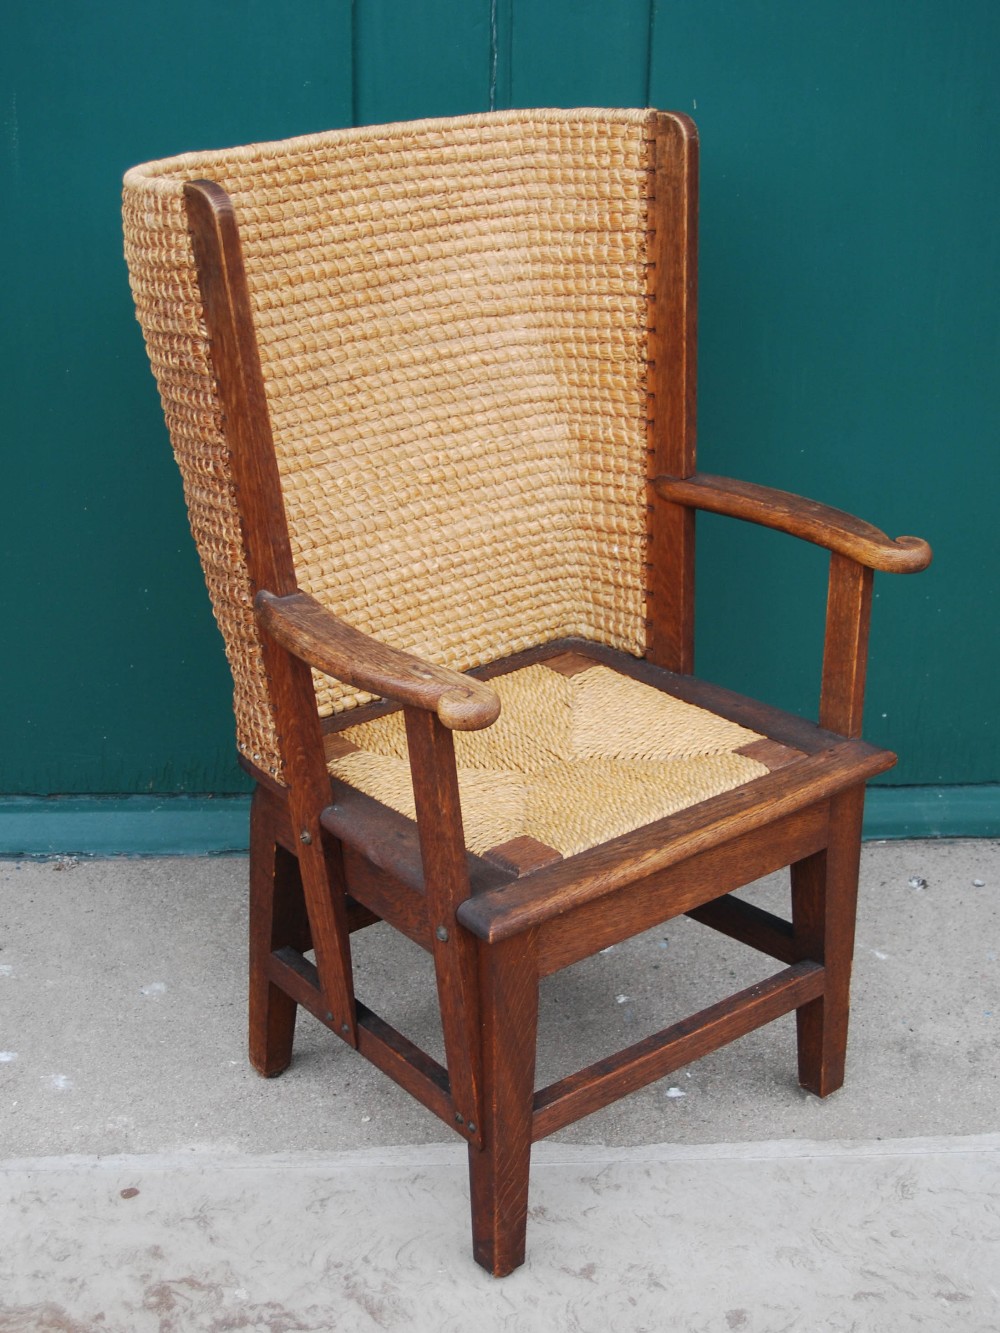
(353, 0), (491, 124)
(0, 1), (995, 819)
(505, 0), (650, 108)
(1, 2), (353, 793)
(649, 0), (998, 782)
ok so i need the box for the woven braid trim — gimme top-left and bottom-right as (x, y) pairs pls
(330, 664), (767, 858)
(123, 110), (655, 779)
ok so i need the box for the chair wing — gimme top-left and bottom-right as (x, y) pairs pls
(123, 109), (662, 778)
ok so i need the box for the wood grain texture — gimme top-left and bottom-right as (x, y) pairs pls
(267, 947), (454, 1131)
(249, 774), (296, 849)
(404, 707), (484, 1146)
(186, 180), (358, 1046)
(483, 836), (563, 877)
(532, 962), (824, 1140)
(249, 779), (382, 934)
(248, 787), (304, 1077)
(654, 472), (932, 574)
(355, 1005), (453, 1129)
(541, 651), (601, 677)
(737, 738), (804, 770)
(645, 111), (699, 673)
(820, 553), (874, 738)
(183, 180), (298, 601)
(458, 741), (891, 944)
(323, 735), (361, 762)
(468, 932), (540, 1277)
(792, 783), (867, 1096)
(340, 845), (432, 952)
(535, 804), (826, 976)
(685, 894), (798, 965)
(320, 777), (511, 897)
(256, 589), (501, 731)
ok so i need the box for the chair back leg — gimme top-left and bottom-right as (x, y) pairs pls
(249, 785), (308, 1077)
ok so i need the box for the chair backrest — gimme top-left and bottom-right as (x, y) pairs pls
(123, 108), (683, 780)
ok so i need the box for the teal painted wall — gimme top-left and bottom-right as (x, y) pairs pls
(2, 2), (996, 802)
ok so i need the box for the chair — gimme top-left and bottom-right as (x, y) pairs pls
(122, 108), (930, 1275)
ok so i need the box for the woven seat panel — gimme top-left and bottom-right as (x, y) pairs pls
(123, 109), (654, 780)
(329, 664), (768, 858)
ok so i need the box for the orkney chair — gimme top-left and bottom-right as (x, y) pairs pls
(123, 109), (931, 1275)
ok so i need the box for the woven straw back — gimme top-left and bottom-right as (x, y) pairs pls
(123, 109), (655, 780)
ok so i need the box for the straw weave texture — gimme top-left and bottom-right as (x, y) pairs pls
(123, 109), (653, 778)
(329, 663), (767, 858)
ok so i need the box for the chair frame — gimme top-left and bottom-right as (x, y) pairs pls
(179, 112), (930, 1276)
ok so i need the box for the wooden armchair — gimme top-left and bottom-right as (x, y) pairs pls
(123, 109), (930, 1275)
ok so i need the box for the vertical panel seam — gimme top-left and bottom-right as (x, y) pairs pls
(644, 0), (656, 107)
(490, 0), (513, 111)
(350, 0), (360, 126)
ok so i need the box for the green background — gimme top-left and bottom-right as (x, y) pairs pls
(2, 2), (997, 839)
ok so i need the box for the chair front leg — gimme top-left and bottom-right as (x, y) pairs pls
(791, 784), (867, 1097)
(468, 931), (540, 1277)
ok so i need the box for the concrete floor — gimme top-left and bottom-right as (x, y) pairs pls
(1, 839), (997, 1329)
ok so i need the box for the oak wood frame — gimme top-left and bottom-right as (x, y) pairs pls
(646, 112), (699, 673)
(182, 111), (930, 1277)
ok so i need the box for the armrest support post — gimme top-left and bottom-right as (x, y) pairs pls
(403, 706), (483, 1142)
(820, 554), (874, 738)
(653, 470), (932, 739)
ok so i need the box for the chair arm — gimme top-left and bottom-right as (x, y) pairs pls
(653, 472), (931, 573)
(255, 590), (500, 732)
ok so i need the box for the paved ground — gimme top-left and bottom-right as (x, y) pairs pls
(1, 839), (997, 1330)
